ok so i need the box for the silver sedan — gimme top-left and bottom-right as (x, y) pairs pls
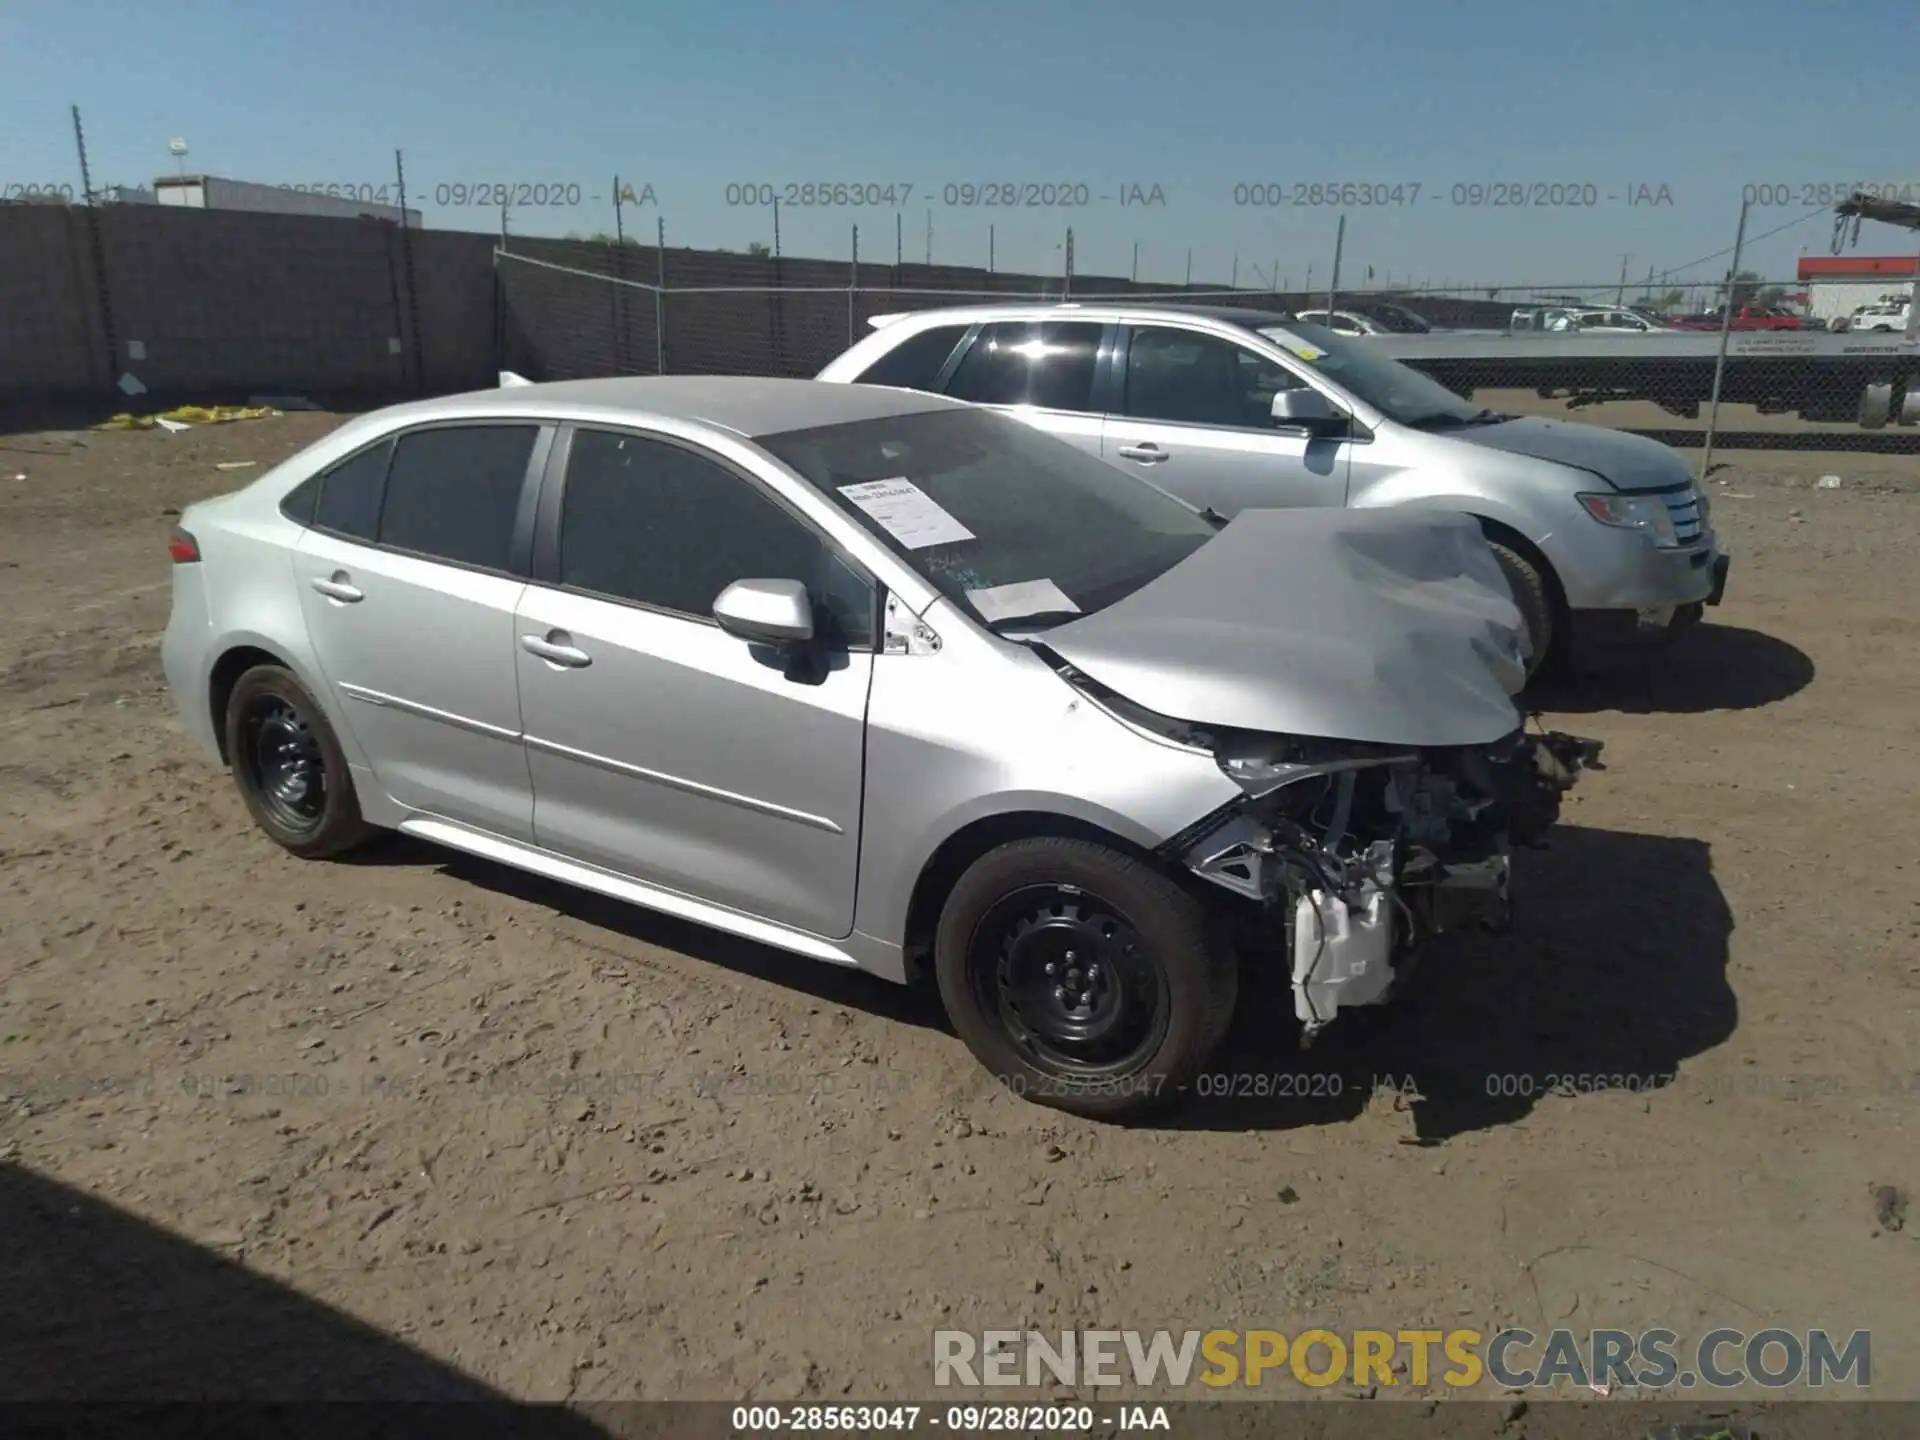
(163, 376), (1595, 1119)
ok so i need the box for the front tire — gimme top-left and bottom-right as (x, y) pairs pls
(933, 837), (1237, 1121)
(224, 664), (373, 859)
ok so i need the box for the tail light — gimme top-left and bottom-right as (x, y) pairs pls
(168, 527), (201, 564)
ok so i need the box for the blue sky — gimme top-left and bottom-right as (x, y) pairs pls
(4, 0), (1913, 293)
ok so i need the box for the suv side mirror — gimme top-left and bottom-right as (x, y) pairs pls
(1271, 388), (1344, 431)
(713, 578), (815, 646)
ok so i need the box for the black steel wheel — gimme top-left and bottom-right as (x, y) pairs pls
(970, 885), (1170, 1079)
(933, 837), (1237, 1121)
(238, 694), (328, 833)
(223, 664), (374, 858)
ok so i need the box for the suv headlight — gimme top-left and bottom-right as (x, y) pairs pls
(1577, 491), (1679, 547)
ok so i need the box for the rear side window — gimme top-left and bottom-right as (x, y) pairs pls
(855, 324), (969, 391)
(313, 441), (392, 541)
(378, 425), (538, 572)
(943, 322), (1102, 412)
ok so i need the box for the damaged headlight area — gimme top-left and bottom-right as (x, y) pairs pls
(1162, 726), (1604, 1041)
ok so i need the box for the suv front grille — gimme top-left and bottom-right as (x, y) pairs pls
(1660, 486), (1704, 544)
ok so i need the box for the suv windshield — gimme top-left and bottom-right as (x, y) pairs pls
(1356, 303), (1432, 333)
(757, 406), (1216, 631)
(1256, 322), (1484, 427)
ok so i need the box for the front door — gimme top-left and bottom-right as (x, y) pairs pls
(1100, 324), (1351, 515)
(513, 427), (876, 939)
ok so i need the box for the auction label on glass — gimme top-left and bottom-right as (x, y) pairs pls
(838, 478), (976, 549)
(967, 578), (1080, 624)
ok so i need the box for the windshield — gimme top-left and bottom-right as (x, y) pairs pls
(757, 406), (1217, 631)
(1256, 322), (1482, 426)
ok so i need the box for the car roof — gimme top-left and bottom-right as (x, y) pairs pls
(355, 375), (960, 439)
(875, 300), (1300, 330)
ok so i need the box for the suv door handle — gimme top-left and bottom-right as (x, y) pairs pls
(1115, 443), (1168, 462)
(521, 632), (592, 668)
(310, 574), (364, 603)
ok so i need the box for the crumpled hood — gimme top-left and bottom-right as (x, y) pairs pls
(1448, 415), (1691, 491)
(1038, 507), (1529, 749)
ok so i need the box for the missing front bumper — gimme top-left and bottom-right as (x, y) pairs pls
(1174, 729), (1599, 1039)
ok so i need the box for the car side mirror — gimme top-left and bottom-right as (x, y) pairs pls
(713, 578), (815, 646)
(1271, 388), (1344, 431)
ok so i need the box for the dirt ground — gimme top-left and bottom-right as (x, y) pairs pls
(1, 409), (1916, 1409)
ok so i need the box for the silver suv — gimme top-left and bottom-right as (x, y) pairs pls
(163, 376), (1595, 1119)
(818, 304), (1730, 670)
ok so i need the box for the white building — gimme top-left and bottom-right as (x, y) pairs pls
(1798, 255), (1916, 323)
(153, 174), (420, 227)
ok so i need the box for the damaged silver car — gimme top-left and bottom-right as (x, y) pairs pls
(162, 376), (1597, 1121)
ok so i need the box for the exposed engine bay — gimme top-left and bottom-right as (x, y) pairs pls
(1162, 725), (1601, 1037)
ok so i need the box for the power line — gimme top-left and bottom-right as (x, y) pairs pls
(1652, 204), (1830, 284)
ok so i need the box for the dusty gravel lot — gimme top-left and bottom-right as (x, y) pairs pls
(1, 410), (1916, 1410)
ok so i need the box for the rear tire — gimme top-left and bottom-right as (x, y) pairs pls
(224, 664), (373, 859)
(933, 837), (1236, 1121)
(1486, 540), (1554, 679)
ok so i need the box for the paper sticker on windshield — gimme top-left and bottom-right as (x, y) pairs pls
(1281, 337), (1326, 360)
(967, 578), (1081, 626)
(837, 478), (975, 549)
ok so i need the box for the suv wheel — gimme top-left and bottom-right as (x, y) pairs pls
(224, 664), (373, 858)
(933, 837), (1237, 1120)
(1485, 540), (1554, 678)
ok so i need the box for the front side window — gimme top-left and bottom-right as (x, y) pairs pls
(942, 321), (1102, 412)
(558, 429), (873, 648)
(757, 405), (1216, 633)
(378, 425), (538, 572)
(1123, 327), (1303, 428)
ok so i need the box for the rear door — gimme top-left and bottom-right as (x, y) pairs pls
(1101, 323), (1351, 513)
(513, 426), (876, 939)
(937, 320), (1109, 458)
(291, 422), (546, 841)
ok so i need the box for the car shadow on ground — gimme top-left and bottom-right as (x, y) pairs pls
(0, 1163), (610, 1429)
(1529, 622), (1814, 714)
(345, 833), (952, 1035)
(355, 825), (1731, 1148)
(1164, 825), (1735, 1143)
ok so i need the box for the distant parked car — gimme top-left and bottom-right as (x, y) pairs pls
(1851, 301), (1910, 332)
(1569, 308), (1684, 334)
(1509, 304), (1679, 334)
(161, 374), (1599, 1118)
(1295, 302), (1436, 336)
(1295, 308), (1388, 336)
(1668, 306), (1803, 332)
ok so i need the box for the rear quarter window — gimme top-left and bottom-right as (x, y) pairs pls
(279, 474), (321, 525)
(854, 323), (970, 391)
(313, 440), (394, 542)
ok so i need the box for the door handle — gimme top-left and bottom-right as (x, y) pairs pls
(521, 633), (593, 668)
(310, 575), (363, 603)
(1115, 443), (1168, 462)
